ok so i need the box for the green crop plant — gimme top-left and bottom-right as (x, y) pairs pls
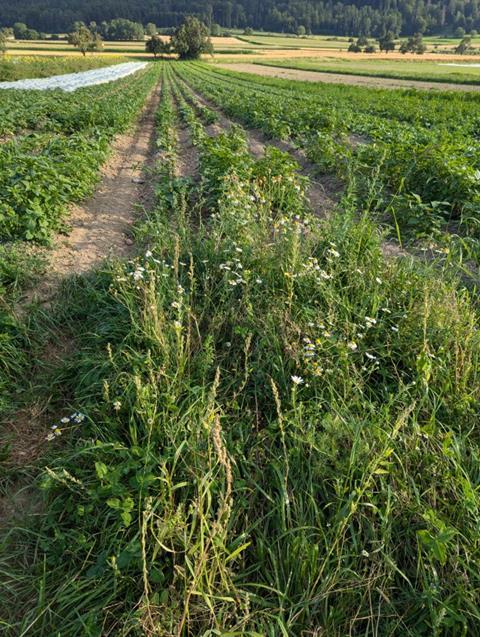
(1, 66), (480, 637)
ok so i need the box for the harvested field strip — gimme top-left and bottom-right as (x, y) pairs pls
(218, 61), (480, 91)
(252, 57), (480, 86)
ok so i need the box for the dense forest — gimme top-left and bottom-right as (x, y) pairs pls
(0, 0), (478, 38)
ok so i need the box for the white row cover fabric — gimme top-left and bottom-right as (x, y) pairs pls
(0, 62), (149, 92)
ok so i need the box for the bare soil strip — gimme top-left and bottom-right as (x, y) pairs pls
(23, 82), (161, 306)
(217, 62), (480, 92)
(172, 95), (200, 180)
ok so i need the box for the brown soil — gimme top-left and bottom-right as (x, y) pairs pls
(176, 125), (199, 180)
(23, 82), (161, 306)
(216, 62), (480, 92)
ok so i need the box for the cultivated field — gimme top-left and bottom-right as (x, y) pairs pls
(217, 60), (480, 90)
(253, 56), (480, 85)
(1, 54), (480, 636)
(8, 32), (480, 62)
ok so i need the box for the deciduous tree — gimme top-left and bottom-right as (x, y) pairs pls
(171, 16), (213, 60)
(146, 22), (157, 36)
(146, 35), (171, 58)
(378, 31), (396, 52)
(0, 29), (8, 55)
(68, 25), (103, 56)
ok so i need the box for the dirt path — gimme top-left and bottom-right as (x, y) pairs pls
(24, 82), (161, 306)
(217, 62), (480, 92)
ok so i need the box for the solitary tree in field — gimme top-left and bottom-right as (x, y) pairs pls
(455, 35), (473, 54)
(378, 31), (396, 52)
(146, 35), (172, 58)
(347, 40), (362, 52)
(69, 25), (103, 56)
(171, 16), (213, 60)
(297, 25), (306, 37)
(399, 32), (426, 54)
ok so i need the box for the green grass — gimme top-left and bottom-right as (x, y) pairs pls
(1, 62), (480, 636)
(254, 56), (480, 85)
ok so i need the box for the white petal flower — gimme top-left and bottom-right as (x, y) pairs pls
(328, 248), (340, 258)
(291, 375), (304, 385)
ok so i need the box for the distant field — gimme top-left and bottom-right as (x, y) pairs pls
(6, 36), (271, 57)
(254, 56), (480, 84)
(237, 34), (350, 49)
(0, 55), (126, 81)
(7, 33), (480, 66)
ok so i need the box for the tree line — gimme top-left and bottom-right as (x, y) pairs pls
(1, 0), (480, 38)
(64, 17), (213, 58)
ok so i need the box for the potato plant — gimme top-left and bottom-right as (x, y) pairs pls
(0, 64), (161, 241)
(2, 66), (480, 637)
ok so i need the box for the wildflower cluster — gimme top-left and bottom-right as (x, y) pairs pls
(46, 412), (86, 441)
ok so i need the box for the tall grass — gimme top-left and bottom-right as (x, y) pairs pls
(1, 67), (480, 636)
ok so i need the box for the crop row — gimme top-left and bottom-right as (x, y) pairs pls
(0, 64), (161, 241)
(175, 63), (480, 261)
(4, 66), (480, 636)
